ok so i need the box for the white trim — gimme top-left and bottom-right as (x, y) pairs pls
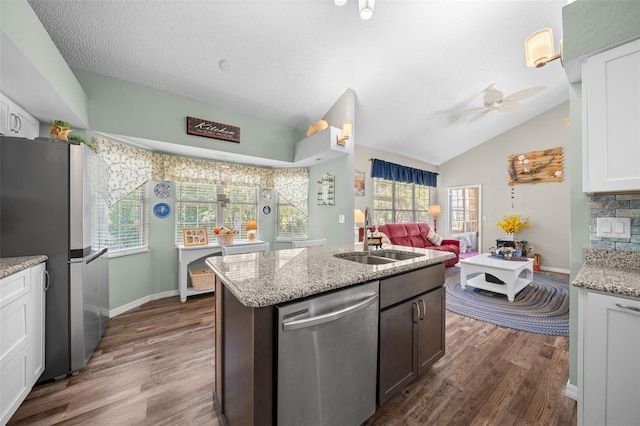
(540, 265), (570, 275)
(109, 290), (180, 318)
(108, 247), (150, 258)
(564, 379), (578, 401)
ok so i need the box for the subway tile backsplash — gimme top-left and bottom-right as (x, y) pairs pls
(589, 193), (640, 251)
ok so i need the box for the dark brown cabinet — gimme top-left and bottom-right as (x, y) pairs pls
(378, 264), (445, 405)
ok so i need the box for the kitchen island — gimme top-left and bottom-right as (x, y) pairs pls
(206, 243), (454, 425)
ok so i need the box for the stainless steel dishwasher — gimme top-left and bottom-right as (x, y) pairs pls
(276, 280), (379, 426)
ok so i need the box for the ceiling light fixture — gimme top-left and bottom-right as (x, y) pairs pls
(524, 28), (563, 68)
(335, 0), (347, 5)
(358, 0), (375, 20)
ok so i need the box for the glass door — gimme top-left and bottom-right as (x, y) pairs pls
(446, 185), (481, 255)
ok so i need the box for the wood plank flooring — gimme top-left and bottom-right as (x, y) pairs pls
(9, 270), (576, 425)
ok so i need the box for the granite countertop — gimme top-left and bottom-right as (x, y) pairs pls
(0, 256), (48, 279)
(572, 249), (640, 299)
(205, 243), (455, 308)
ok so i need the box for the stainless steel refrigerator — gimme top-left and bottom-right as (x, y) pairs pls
(0, 136), (110, 382)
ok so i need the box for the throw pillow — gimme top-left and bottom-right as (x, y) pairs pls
(457, 237), (468, 253)
(464, 234), (473, 249)
(426, 229), (443, 246)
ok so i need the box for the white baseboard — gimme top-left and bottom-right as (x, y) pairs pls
(540, 265), (570, 275)
(109, 290), (180, 318)
(564, 380), (578, 401)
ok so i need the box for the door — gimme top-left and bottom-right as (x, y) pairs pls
(447, 185), (481, 253)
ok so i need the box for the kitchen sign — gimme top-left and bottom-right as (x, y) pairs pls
(187, 116), (240, 143)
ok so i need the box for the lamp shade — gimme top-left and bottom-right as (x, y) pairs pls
(342, 122), (353, 138)
(246, 220), (258, 230)
(525, 28), (555, 67)
(428, 205), (441, 216)
(354, 209), (365, 225)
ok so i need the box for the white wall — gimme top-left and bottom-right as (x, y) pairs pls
(439, 102), (571, 271)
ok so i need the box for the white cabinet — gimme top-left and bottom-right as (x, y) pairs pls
(0, 92), (39, 139)
(577, 289), (640, 426)
(0, 263), (47, 425)
(582, 39), (640, 193)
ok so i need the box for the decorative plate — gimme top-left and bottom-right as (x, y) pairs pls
(261, 190), (272, 202)
(153, 202), (172, 218)
(154, 182), (172, 198)
(262, 205), (272, 215)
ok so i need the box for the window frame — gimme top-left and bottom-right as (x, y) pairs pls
(372, 177), (432, 225)
(108, 183), (149, 256)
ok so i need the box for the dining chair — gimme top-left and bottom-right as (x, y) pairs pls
(291, 239), (326, 248)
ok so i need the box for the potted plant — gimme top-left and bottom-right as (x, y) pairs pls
(68, 134), (97, 152)
(496, 214), (531, 240)
(49, 120), (72, 141)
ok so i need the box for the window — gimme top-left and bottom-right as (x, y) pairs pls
(277, 193), (307, 239)
(449, 187), (478, 234)
(175, 183), (257, 243)
(109, 184), (148, 253)
(373, 178), (431, 225)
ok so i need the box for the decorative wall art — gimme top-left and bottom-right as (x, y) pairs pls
(182, 228), (209, 246)
(317, 173), (335, 206)
(354, 170), (365, 196)
(508, 147), (563, 185)
(186, 116), (240, 143)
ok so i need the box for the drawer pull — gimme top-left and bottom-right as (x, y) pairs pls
(615, 303), (640, 313)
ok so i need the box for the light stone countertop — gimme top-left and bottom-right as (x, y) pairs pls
(206, 243), (455, 308)
(0, 256), (48, 279)
(572, 249), (640, 299)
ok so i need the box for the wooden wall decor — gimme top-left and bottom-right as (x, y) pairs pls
(187, 116), (240, 143)
(508, 147), (563, 185)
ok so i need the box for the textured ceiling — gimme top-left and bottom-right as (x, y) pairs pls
(27, 0), (569, 166)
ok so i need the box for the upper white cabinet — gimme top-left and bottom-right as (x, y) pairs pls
(582, 39), (640, 193)
(294, 126), (353, 167)
(578, 289), (640, 426)
(0, 92), (39, 140)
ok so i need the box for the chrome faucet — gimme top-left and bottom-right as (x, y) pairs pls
(363, 207), (371, 251)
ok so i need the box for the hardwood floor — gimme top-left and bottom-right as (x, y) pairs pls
(9, 270), (576, 426)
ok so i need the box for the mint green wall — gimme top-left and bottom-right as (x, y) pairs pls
(563, 1), (640, 64)
(0, 0), (89, 126)
(73, 69), (302, 163)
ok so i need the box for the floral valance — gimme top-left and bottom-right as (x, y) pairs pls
(152, 153), (309, 215)
(93, 137), (152, 207)
(372, 158), (437, 187)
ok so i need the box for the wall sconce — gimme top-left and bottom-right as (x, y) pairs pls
(337, 122), (352, 146)
(246, 220), (258, 241)
(428, 205), (441, 232)
(524, 28), (563, 68)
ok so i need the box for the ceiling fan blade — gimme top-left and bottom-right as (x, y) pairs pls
(484, 88), (504, 105)
(499, 102), (523, 112)
(503, 86), (547, 102)
(469, 109), (491, 122)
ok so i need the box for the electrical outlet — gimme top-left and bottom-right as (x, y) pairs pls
(338, 214), (345, 224)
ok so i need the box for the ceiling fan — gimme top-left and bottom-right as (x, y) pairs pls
(458, 84), (547, 123)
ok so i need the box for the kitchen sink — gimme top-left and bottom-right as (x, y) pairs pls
(372, 250), (425, 261)
(335, 250), (425, 265)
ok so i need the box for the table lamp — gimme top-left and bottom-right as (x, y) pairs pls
(428, 205), (441, 232)
(246, 220), (258, 241)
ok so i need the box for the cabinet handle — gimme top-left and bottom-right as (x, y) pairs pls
(418, 298), (426, 320)
(9, 113), (17, 132)
(44, 270), (50, 291)
(15, 115), (21, 132)
(412, 302), (419, 323)
(615, 303), (640, 313)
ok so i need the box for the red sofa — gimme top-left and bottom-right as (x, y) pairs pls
(377, 223), (460, 267)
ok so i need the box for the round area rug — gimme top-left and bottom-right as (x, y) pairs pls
(445, 268), (569, 336)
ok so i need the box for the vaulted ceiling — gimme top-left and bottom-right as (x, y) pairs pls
(27, 0), (569, 165)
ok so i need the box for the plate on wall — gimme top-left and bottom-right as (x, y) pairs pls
(262, 205), (272, 215)
(261, 190), (272, 202)
(154, 182), (172, 198)
(153, 202), (172, 218)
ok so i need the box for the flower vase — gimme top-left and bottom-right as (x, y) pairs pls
(504, 232), (514, 241)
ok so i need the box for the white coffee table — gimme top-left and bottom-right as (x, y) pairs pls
(459, 253), (534, 302)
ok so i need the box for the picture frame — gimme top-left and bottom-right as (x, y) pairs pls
(182, 227), (209, 246)
(354, 170), (365, 196)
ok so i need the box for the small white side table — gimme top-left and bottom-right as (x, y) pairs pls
(459, 253), (534, 302)
(177, 240), (267, 302)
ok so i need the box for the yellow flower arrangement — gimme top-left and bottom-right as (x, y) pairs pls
(496, 214), (532, 233)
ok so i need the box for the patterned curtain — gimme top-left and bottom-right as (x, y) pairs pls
(152, 154), (310, 215)
(274, 168), (309, 216)
(93, 137), (152, 207)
